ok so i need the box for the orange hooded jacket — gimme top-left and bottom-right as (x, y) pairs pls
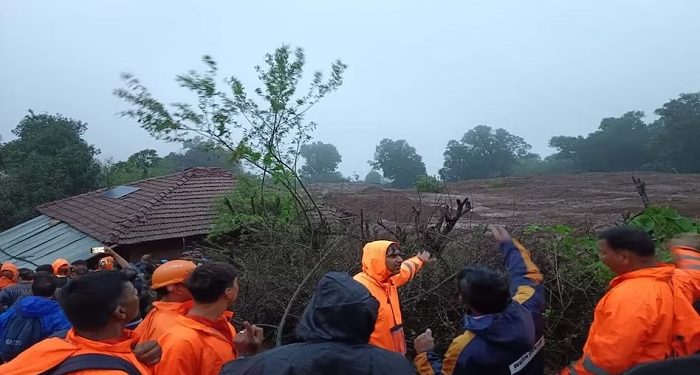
(562, 246), (700, 375)
(135, 300), (193, 342)
(353, 240), (424, 353)
(155, 312), (237, 375)
(0, 263), (18, 289)
(0, 328), (151, 375)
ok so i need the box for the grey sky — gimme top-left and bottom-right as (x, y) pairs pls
(2, 0), (700, 177)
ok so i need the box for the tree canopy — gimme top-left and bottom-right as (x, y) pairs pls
(0, 112), (101, 230)
(440, 125), (531, 181)
(299, 141), (344, 183)
(370, 138), (426, 188)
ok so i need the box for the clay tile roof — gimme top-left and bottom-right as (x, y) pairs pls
(37, 168), (235, 245)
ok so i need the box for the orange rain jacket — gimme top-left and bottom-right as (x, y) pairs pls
(135, 300), (193, 342)
(562, 246), (700, 375)
(0, 328), (152, 375)
(155, 312), (237, 375)
(353, 240), (424, 353)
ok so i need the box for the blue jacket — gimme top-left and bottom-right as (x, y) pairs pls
(415, 239), (545, 375)
(0, 296), (71, 338)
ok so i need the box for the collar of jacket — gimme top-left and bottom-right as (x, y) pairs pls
(609, 264), (675, 289)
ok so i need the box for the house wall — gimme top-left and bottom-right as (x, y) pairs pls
(117, 236), (205, 263)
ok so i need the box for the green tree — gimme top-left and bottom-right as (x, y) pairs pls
(115, 46), (346, 231)
(440, 125), (531, 181)
(299, 141), (344, 183)
(548, 111), (655, 172)
(370, 138), (426, 188)
(0, 112), (101, 230)
(654, 92), (700, 172)
(364, 170), (383, 184)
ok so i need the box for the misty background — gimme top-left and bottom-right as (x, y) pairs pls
(2, 0), (700, 176)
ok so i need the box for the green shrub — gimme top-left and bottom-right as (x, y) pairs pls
(415, 175), (445, 193)
(209, 175), (297, 240)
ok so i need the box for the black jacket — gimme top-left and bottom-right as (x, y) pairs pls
(220, 272), (416, 375)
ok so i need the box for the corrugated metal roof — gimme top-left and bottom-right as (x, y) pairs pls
(0, 215), (103, 268)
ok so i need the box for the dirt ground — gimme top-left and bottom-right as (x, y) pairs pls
(312, 172), (700, 230)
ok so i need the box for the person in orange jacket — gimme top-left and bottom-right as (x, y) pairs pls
(0, 270), (161, 374)
(0, 263), (18, 289)
(52, 258), (71, 277)
(135, 259), (196, 341)
(155, 262), (263, 375)
(562, 227), (700, 375)
(353, 240), (432, 353)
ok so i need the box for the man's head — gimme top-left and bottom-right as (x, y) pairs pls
(59, 270), (140, 333)
(185, 262), (239, 306)
(385, 244), (405, 275)
(36, 264), (54, 274)
(71, 260), (88, 274)
(52, 258), (71, 277)
(1, 262), (18, 281)
(98, 256), (115, 271)
(151, 260), (196, 302)
(458, 266), (511, 315)
(598, 227), (656, 275)
(32, 271), (57, 297)
(141, 254), (153, 264)
(18, 268), (34, 282)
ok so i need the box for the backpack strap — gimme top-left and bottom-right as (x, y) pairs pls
(43, 353), (142, 375)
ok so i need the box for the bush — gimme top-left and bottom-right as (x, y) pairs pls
(415, 175), (445, 193)
(364, 170), (383, 185)
(209, 175), (297, 240)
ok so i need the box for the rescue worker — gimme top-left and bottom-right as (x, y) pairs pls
(52, 258), (71, 278)
(52, 258), (71, 288)
(0, 270), (161, 374)
(220, 272), (416, 375)
(135, 259), (196, 341)
(156, 262), (263, 375)
(413, 225), (545, 375)
(0, 263), (18, 289)
(354, 240), (432, 353)
(562, 228), (700, 374)
(98, 256), (116, 271)
(0, 268), (34, 310)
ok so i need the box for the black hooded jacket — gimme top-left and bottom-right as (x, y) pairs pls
(220, 272), (416, 375)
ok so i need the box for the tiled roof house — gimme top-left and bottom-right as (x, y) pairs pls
(0, 168), (235, 268)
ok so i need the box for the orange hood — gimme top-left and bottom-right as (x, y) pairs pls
(361, 240), (397, 282)
(1, 262), (18, 279)
(52, 258), (69, 275)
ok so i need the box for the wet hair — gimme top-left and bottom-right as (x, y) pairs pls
(32, 271), (57, 297)
(458, 266), (511, 314)
(18, 268), (34, 281)
(71, 260), (87, 267)
(59, 270), (129, 331)
(185, 262), (238, 304)
(599, 227), (655, 257)
(36, 264), (54, 274)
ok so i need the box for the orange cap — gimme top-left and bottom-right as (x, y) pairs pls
(1, 262), (18, 278)
(98, 256), (115, 270)
(52, 258), (70, 275)
(150, 260), (197, 289)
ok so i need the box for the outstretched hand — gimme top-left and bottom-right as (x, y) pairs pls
(417, 251), (435, 263)
(414, 328), (435, 353)
(489, 225), (512, 244)
(234, 321), (264, 356)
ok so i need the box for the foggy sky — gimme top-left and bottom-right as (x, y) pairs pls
(2, 0), (700, 177)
